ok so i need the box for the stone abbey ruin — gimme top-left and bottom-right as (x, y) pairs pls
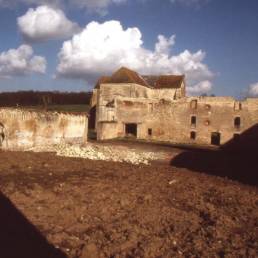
(91, 67), (258, 147)
(0, 66), (258, 150)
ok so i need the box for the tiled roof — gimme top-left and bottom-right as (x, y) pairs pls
(142, 76), (159, 88)
(95, 67), (184, 89)
(155, 75), (184, 89)
(109, 67), (150, 87)
(94, 76), (111, 89)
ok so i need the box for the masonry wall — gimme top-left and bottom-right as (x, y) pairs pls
(142, 97), (258, 145)
(0, 108), (88, 149)
(95, 83), (180, 102)
(96, 84), (258, 146)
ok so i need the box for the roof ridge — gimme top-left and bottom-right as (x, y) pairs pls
(94, 67), (185, 89)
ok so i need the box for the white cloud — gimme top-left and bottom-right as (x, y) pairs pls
(155, 34), (176, 55)
(0, 45), (46, 78)
(17, 5), (80, 43)
(57, 20), (214, 94)
(0, 0), (210, 13)
(248, 82), (258, 97)
(0, 0), (126, 14)
(187, 80), (212, 95)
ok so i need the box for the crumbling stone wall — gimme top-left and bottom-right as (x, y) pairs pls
(95, 83), (258, 146)
(0, 108), (88, 149)
(143, 96), (258, 145)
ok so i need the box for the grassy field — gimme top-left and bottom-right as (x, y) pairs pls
(21, 104), (90, 113)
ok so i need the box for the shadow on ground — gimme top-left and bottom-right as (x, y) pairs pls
(171, 124), (258, 186)
(0, 192), (67, 258)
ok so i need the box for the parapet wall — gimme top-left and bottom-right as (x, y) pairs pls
(0, 108), (88, 149)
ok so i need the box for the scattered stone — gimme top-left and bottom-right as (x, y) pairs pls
(27, 143), (166, 165)
(169, 180), (177, 185)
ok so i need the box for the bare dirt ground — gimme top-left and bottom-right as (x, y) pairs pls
(0, 142), (257, 258)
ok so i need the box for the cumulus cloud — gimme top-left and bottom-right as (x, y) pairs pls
(187, 80), (212, 95)
(17, 5), (80, 43)
(247, 82), (258, 97)
(56, 20), (214, 94)
(0, 45), (46, 78)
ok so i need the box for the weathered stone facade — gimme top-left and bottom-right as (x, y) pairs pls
(0, 108), (88, 149)
(92, 68), (258, 146)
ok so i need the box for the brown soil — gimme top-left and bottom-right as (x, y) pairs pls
(0, 143), (257, 258)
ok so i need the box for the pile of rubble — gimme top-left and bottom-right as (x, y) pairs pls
(28, 143), (166, 165)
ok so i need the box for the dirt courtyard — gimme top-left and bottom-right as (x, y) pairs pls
(0, 142), (257, 258)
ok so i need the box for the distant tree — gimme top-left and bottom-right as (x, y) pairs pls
(0, 91), (92, 107)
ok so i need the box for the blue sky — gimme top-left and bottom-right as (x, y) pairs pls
(0, 0), (258, 97)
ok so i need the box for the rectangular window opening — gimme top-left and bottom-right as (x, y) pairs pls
(148, 128), (152, 136)
(234, 101), (242, 111)
(191, 116), (197, 127)
(234, 117), (241, 129)
(190, 131), (196, 140)
(190, 100), (197, 109)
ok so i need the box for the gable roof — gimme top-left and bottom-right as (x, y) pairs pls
(142, 75), (184, 89)
(142, 75), (159, 88)
(95, 76), (111, 89)
(94, 67), (184, 89)
(155, 75), (184, 89)
(109, 67), (150, 87)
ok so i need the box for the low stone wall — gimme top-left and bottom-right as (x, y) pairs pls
(0, 108), (88, 149)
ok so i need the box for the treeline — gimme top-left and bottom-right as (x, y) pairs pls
(0, 91), (92, 106)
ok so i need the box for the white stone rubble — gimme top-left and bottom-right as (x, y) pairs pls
(27, 143), (166, 165)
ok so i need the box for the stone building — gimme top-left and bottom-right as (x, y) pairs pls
(91, 67), (258, 146)
(0, 108), (88, 149)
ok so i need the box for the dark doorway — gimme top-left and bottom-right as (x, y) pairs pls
(125, 123), (137, 137)
(88, 106), (96, 130)
(211, 132), (220, 146)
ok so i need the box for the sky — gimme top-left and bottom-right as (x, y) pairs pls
(0, 0), (258, 97)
